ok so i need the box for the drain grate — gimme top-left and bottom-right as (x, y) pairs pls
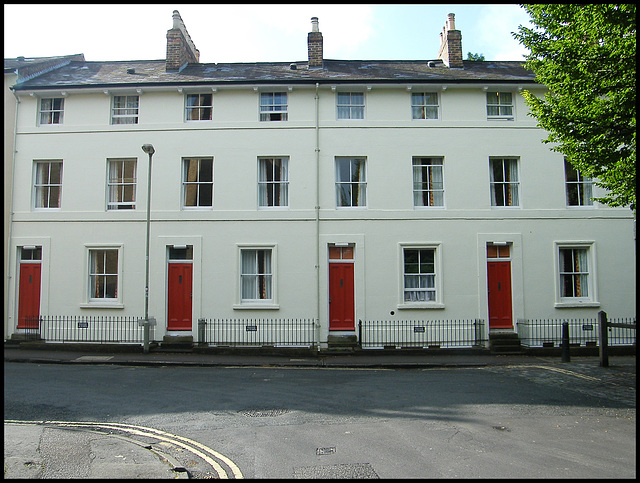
(239, 408), (290, 418)
(316, 447), (336, 455)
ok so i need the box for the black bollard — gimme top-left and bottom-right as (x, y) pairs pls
(561, 321), (570, 362)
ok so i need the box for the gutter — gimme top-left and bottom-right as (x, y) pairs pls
(6, 90), (20, 340)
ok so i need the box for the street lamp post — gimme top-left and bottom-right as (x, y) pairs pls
(141, 144), (155, 353)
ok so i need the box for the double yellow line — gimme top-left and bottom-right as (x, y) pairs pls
(5, 419), (243, 479)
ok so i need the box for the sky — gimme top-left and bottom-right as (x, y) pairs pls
(4, 4), (533, 63)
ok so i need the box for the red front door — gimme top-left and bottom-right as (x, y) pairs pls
(487, 260), (513, 329)
(18, 263), (41, 329)
(167, 263), (192, 331)
(329, 262), (355, 330)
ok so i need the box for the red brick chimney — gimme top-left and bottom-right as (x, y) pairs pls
(437, 13), (463, 68)
(307, 17), (323, 69)
(166, 10), (200, 71)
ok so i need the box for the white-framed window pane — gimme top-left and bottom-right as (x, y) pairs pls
(241, 249), (272, 300)
(89, 249), (118, 299)
(260, 92), (288, 121)
(490, 158), (519, 206)
(564, 159), (593, 206)
(413, 157), (444, 206)
(486, 92), (513, 118)
(411, 92), (438, 120)
(559, 248), (589, 298)
(258, 157), (289, 207)
(186, 93), (213, 121)
(183, 157), (213, 207)
(111, 95), (139, 124)
(34, 160), (63, 208)
(335, 157), (366, 207)
(404, 248), (436, 302)
(107, 159), (137, 210)
(39, 97), (64, 124)
(337, 92), (364, 119)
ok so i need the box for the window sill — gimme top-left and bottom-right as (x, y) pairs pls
(554, 301), (600, 308)
(80, 302), (124, 309)
(233, 303), (280, 310)
(397, 302), (445, 310)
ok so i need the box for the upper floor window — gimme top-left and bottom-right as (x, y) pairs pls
(34, 160), (63, 209)
(337, 92), (364, 119)
(186, 93), (212, 121)
(486, 92), (514, 120)
(335, 157), (366, 207)
(111, 95), (139, 124)
(182, 157), (213, 208)
(411, 92), (439, 120)
(260, 92), (288, 121)
(107, 158), (137, 210)
(565, 159), (593, 206)
(39, 98), (64, 125)
(258, 157), (289, 207)
(413, 157), (444, 207)
(490, 157), (519, 207)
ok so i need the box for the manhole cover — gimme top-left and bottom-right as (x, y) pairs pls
(239, 408), (290, 418)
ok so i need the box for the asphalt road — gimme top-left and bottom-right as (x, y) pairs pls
(4, 361), (636, 478)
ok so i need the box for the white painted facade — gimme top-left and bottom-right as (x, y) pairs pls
(6, 14), (635, 345)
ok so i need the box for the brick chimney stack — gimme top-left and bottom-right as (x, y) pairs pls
(166, 10), (200, 71)
(307, 17), (323, 69)
(437, 13), (463, 68)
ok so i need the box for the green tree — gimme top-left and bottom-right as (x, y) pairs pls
(513, 4), (636, 211)
(466, 52), (485, 61)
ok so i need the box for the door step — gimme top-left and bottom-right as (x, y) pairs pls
(489, 331), (524, 354)
(159, 335), (194, 351)
(327, 334), (359, 352)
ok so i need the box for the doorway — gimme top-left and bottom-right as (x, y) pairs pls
(167, 246), (193, 331)
(17, 247), (42, 329)
(487, 244), (513, 329)
(328, 245), (355, 331)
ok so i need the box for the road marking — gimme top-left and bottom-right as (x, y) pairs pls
(507, 365), (601, 382)
(5, 419), (243, 479)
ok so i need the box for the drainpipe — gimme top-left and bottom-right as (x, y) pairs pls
(6, 90), (20, 340)
(314, 83), (321, 349)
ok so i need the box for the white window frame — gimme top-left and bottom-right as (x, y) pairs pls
(182, 157), (214, 209)
(411, 92), (439, 120)
(486, 91), (514, 120)
(335, 157), (367, 208)
(38, 97), (64, 125)
(82, 244), (123, 308)
(398, 243), (444, 309)
(489, 157), (520, 207)
(235, 244), (278, 309)
(412, 156), (445, 207)
(33, 160), (63, 210)
(336, 92), (365, 120)
(111, 95), (139, 124)
(106, 158), (137, 210)
(554, 242), (599, 307)
(259, 92), (288, 121)
(185, 93), (213, 121)
(258, 157), (289, 208)
(564, 159), (594, 207)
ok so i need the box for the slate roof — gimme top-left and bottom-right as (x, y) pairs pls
(11, 58), (537, 91)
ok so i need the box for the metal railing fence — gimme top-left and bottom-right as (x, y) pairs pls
(359, 319), (487, 349)
(198, 318), (317, 348)
(19, 315), (148, 344)
(517, 317), (636, 348)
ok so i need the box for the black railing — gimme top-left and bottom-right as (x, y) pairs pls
(359, 319), (487, 349)
(517, 317), (636, 348)
(19, 315), (147, 344)
(198, 318), (317, 348)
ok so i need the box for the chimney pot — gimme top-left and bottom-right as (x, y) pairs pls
(311, 17), (319, 32)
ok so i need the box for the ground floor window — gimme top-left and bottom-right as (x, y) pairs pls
(89, 248), (119, 300)
(241, 248), (273, 302)
(403, 247), (436, 302)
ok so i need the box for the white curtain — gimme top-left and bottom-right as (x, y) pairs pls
(241, 250), (272, 300)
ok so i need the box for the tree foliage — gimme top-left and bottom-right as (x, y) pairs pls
(466, 52), (485, 61)
(513, 4), (636, 210)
